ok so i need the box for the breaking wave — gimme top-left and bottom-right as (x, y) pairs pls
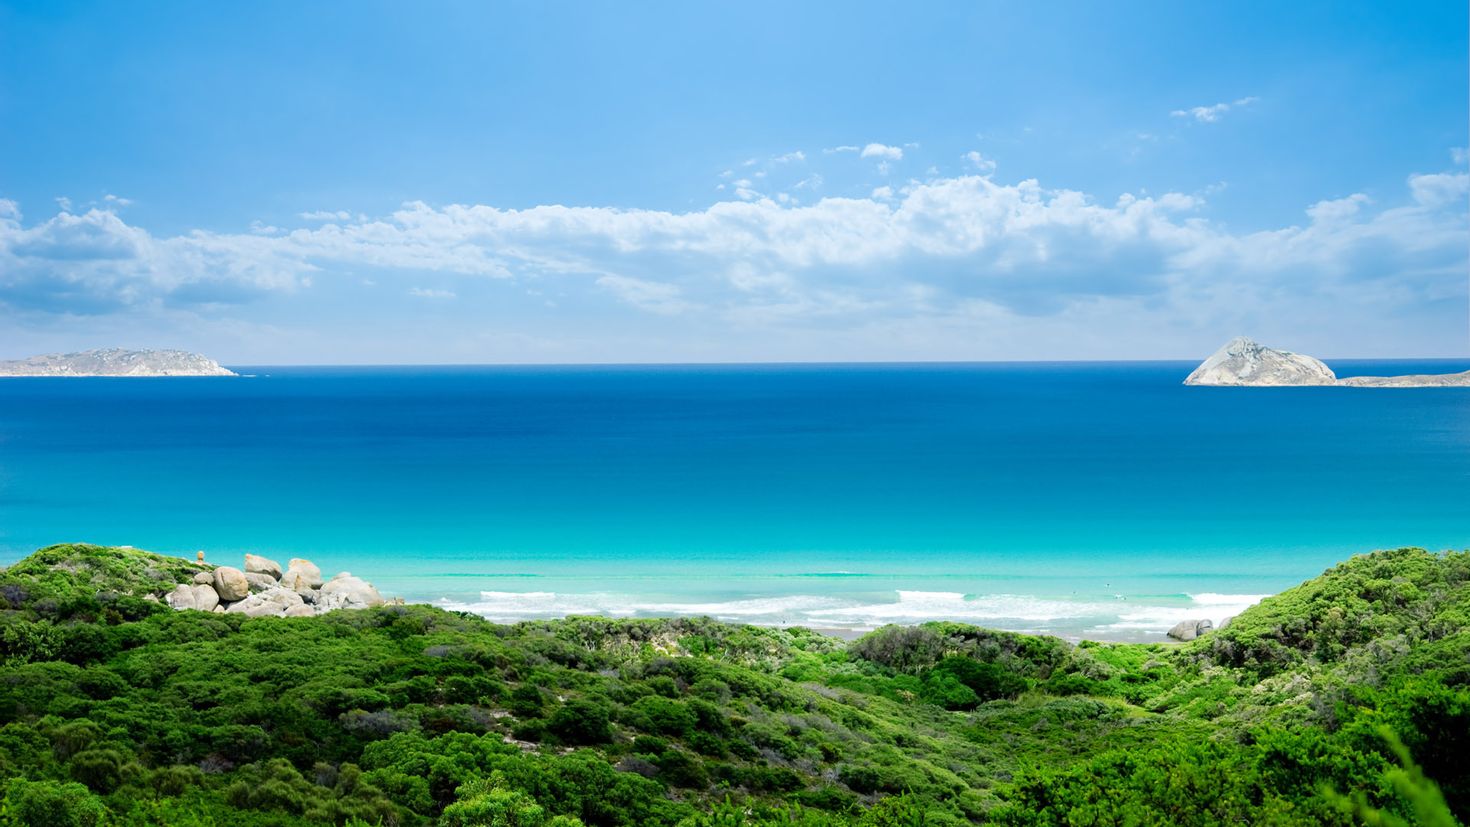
(437, 588), (1270, 638)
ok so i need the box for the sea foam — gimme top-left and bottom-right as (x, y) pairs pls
(438, 588), (1272, 638)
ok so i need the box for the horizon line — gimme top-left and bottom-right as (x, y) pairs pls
(215, 355), (1470, 369)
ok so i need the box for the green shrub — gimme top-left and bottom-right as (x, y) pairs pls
(548, 699), (613, 745)
(0, 779), (108, 827)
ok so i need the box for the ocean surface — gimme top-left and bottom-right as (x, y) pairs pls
(1, 360), (1467, 641)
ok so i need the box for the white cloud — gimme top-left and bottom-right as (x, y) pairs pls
(300, 210), (354, 221)
(1305, 193), (1371, 224)
(1, 160), (1464, 359)
(1452, 147), (1468, 165)
(1408, 172), (1469, 208)
(102, 194), (133, 207)
(963, 151), (996, 173)
(596, 275), (695, 315)
(823, 145), (860, 154)
(860, 143), (903, 161)
(772, 151), (806, 163)
(1171, 96), (1258, 123)
(732, 179), (762, 201)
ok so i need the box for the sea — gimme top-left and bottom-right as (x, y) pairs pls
(1, 360), (1467, 641)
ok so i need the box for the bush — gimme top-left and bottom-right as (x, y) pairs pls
(920, 672), (979, 711)
(930, 656), (1027, 702)
(548, 699), (613, 745)
(509, 684), (546, 718)
(629, 695), (697, 737)
(1, 779), (108, 827)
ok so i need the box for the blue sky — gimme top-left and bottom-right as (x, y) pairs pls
(1, 1), (1466, 363)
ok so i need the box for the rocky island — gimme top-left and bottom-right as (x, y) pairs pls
(0, 347), (235, 377)
(1185, 336), (1470, 387)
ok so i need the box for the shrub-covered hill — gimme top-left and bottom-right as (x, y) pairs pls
(0, 543), (1465, 826)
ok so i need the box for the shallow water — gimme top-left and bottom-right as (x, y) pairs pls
(1, 360), (1466, 640)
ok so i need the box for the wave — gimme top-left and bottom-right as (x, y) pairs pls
(1093, 593), (1269, 631)
(436, 588), (1271, 637)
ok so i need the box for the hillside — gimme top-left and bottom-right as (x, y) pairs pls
(0, 543), (1465, 826)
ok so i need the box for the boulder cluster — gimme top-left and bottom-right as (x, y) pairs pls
(164, 553), (385, 618)
(1167, 617), (1220, 642)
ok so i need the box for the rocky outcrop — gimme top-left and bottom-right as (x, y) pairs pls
(0, 348), (236, 377)
(1184, 338), (1336, 386)
(1167, 619), (1214, 641)
(166, 554), (391, 618)
(227, 587), (306, 618)
(1187, 337), (1470, 388)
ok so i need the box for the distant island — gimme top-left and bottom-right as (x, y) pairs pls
(0, 347), (235, 377)
(1185, 337), (1470, 387)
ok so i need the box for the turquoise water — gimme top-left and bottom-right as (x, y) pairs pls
(1, 361), (1466, 639)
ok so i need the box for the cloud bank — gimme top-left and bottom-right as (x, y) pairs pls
(1, 160), (1465, 361)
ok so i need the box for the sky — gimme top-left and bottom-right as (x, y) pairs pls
(0, 1), (1466, 364)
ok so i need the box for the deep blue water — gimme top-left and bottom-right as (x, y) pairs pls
(1, 361), (1466, 639)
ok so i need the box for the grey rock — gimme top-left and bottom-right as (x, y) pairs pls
(318, 572), (384, 612)
(615, 756), (660, 778)
(191, 584), (220, 612)
(284, 558), (323, 589)
(279, 571), (307, 591)
(283, 603), (316, 618)
(244, 553), (283, 579)
(1167, 619), (1215, 641)
(192, 571), (215, 585)
(245, 572), (279, 593)
(166, 584), (198, 610)
(212, 567), (250, 601)
(226, 587), (305, 618)
(1184, 337), (1337, 387)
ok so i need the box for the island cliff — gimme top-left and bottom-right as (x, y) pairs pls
(1185, 337), (1470, 387)
(0, 348), (235, 377)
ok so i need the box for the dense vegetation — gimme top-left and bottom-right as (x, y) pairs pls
(0, 543), (1465, 826)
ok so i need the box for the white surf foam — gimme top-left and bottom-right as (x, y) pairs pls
(438, 588), (1274, 638)
(437, 591), (636, 622)
(806, 591), (1122, 624)
(1091, 592), (1269, 631)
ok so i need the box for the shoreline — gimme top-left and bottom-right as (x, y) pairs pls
(0, 543), (1255, 643)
